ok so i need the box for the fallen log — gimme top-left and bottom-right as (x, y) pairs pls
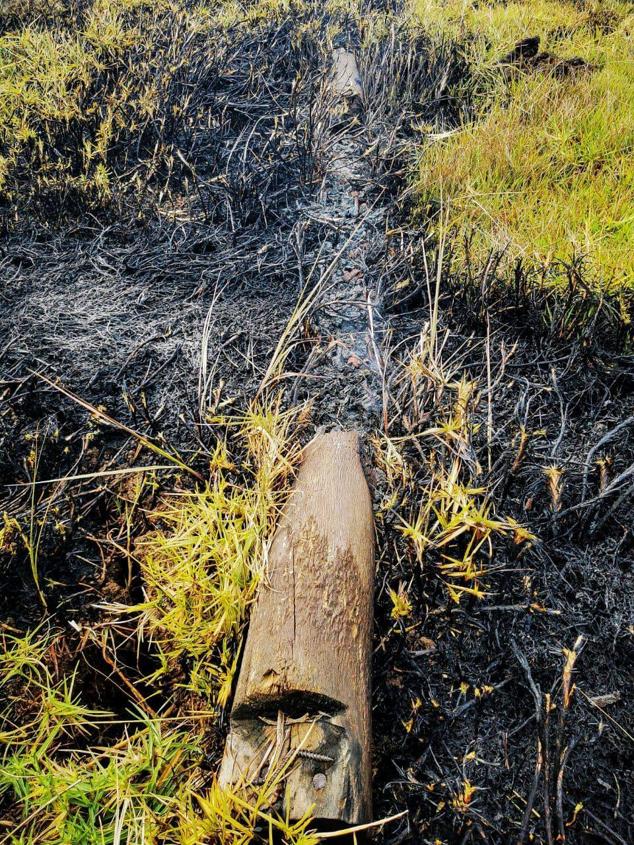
(219, 431), (375, 827)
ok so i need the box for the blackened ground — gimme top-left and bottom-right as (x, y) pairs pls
(372, 276), (634, 843)
(0, 3), (632, 844)
(364, 31), (632, 841)
(0, 5), (325, 625)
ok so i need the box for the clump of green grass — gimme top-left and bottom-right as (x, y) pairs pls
(376, 326), (533, 603)
(178, 768), (319, 845)
(109, 402), (304, 708)
(0, 628), (196, 844)
(0, 400), (313, 843)
(1, 643), (315, 845)
(412, 1), (634, 290)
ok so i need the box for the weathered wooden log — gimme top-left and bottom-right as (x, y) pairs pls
(219, 431), (375, 827)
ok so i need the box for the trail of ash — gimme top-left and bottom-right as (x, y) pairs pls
(289, 49), (389, 430)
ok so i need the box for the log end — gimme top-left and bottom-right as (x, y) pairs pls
(219, 711), (369, 826)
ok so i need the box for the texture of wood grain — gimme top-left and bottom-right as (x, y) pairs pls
(219, 431), (375, 825)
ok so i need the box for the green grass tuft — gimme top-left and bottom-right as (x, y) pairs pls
(412, 0), (634, 290)
(0, 400), (311, 843)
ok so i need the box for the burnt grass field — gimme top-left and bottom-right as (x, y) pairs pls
(0, 2), (633, 844)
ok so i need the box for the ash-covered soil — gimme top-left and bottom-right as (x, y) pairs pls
(1, 3), (632, 844)
(372, 278), (634, 844)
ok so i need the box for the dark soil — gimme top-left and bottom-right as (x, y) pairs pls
(373, 276), (634, 844)
(1, 3), (632, 844)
